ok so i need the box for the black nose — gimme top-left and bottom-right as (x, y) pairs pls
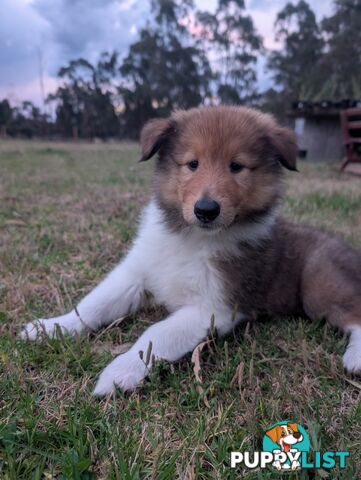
(194, 197), (220, 223)
(293, 432), (301, 439)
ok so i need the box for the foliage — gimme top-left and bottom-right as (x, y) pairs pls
(0, 100), (12, 137)
(119, 0), (212, 138)
(320, 0), (361, 99)
(266, 0), (361, 117)
(1, 100), (50, 138)
(2, 0), (361, 137)
(197, 0), (263, 104)
(47, 53), (119, 139)
(266, 0), (324, 116)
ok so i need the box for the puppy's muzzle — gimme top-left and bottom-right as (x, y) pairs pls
(194, 197), (220, 223)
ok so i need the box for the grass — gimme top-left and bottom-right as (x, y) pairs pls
(1, 140), (361, 479)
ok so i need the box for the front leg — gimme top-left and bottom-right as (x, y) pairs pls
(94, 305), (237, 395)
(20, 247), (146, 340)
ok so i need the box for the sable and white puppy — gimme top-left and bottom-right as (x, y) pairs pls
(21, 106), (361, 395)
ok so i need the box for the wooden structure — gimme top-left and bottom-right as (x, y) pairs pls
(288, 106), (343, 161)
(340, 107), (361, 170)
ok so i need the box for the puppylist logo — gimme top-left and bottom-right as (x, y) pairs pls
(231, 420), (350, 471)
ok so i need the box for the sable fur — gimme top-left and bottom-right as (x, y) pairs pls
(141, 106), (361, 335)
(142, 107), (296, 233)
(217, 220), (361, 329)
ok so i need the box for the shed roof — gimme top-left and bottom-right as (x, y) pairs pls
(287, 100), (361, 119)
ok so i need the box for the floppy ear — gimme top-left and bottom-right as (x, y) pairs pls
(265, 425), (281, 444)
(139, 117), (175, 161)
(271, 126), (298, 172)
(287, 422), (299, 433)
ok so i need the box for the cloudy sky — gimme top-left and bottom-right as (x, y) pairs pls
(0, 0), (333, 107)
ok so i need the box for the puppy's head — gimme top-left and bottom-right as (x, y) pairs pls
(140, 106), (297, 232)
(266, 423), (303, 448)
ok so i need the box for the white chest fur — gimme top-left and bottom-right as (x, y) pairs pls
(132, 201), (227, 311)
(128, 201), (276, 316)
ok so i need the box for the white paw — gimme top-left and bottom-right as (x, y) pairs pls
(93, 352), (148, 395)
(343, 344), (361, 374)
(20, 313), (82, 341)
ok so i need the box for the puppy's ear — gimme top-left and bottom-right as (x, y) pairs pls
(287, 422), (299, 433)
(270, 126), (298, 172)
(139, 118), (175, 161)
(265, 425), (281, 444)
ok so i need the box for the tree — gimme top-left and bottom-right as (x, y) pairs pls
(258, 88), (288, 121)
(197, 0), (263, 104)
(0, 99), (12, 137)
(267, 1), (324, 107)
(3, 100), (50, 138)
(119, 0), (212, 138)
(320, 0), (361, 99)
(48, 52), (119, 139)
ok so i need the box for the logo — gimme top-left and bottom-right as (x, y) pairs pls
(262, 421), (310, 470)
(231, 420), (350, 471)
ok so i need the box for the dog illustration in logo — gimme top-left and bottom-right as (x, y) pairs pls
(265, 423), (303, 470)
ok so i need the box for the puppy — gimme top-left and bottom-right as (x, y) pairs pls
(266, 423), (303, 470)
(21, 106), (361, 395)
(266, 423), (303, 453)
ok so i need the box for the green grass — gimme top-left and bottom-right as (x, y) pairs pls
(0, 141), (361, 479)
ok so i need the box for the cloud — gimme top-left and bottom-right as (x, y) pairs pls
(0, 0), (49, 85)
(32, 0), (148, 72)
(1, 75), (58, 108)
(0, 0), (148, 105)
(196, 0), (217, 13)
(0, 0), (334, 105)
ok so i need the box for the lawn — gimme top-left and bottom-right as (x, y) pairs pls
(0, 140), (361, 479)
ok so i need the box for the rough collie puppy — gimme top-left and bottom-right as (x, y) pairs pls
(21, 106), (361, 395)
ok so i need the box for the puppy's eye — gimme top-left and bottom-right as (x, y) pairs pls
(281, 431), (286, 437)
(230, 161), (244, 173)
(188, 159), (199, 171)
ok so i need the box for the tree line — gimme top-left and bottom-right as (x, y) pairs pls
(1, 0), (360, 140)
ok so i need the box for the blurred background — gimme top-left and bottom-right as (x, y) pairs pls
(0, 0), (359, 154)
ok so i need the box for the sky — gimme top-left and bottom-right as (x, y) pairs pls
(0, 0), (333, 108)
